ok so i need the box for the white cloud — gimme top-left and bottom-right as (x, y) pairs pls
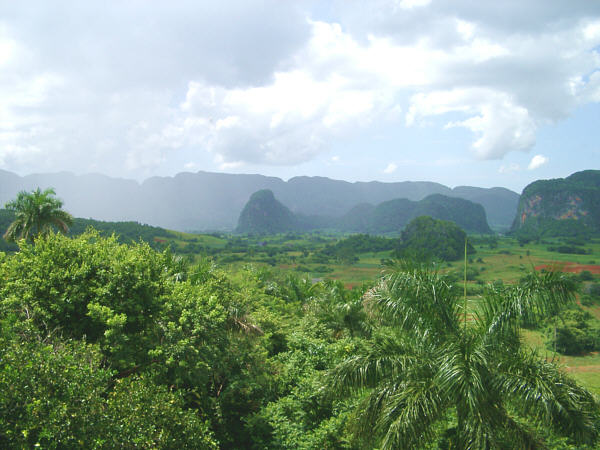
(411, 88), (537, 159)
(0, 2), (599, 176)
(383, 162), (398, 173)
(528, 154), (549, 170)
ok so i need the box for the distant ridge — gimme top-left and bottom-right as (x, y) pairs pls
(0, 170), (518, 232)
(236, 190), (492, 234)
(339, 194), (492, 234)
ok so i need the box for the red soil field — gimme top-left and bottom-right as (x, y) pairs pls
(535, 263), (600, 274)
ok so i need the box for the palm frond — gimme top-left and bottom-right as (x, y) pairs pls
(364, 261), (460, 336)
(330, 335), (425, 393)
(475, 270), (577, 344)
(377, 381), (447, 449)
(494, 350), (599, 445)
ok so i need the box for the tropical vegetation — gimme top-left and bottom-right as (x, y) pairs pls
(3, 188), (73, 243)
(331, 262), (599, 448)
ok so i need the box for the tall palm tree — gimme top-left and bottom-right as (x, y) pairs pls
(331, 261), (599, 448)
(3, 187), (73, 243)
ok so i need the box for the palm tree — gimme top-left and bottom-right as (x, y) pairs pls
(331, 261), (599, 448)
(3, 187), (73, 243)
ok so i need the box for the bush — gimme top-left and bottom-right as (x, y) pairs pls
(547, 245), (588, 255)
(589, 283), (600, 297)
(579, 271), (595, 281)
(548, 326), (599, 355)
(313, 265), (334, 273)
(545, 308), (600, 355)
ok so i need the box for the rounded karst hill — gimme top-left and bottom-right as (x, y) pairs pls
(511, 170), (600, 237)
(396, 215), (475, 261)
(236, 189), (297, 234)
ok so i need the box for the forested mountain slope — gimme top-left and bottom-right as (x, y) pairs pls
(511, 170), (600, 237)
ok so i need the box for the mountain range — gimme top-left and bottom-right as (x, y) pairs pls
(236, 190), (492, 234)
(0, 170), (519, 232)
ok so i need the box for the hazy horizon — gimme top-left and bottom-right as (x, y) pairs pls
(0, 166), (551, 194)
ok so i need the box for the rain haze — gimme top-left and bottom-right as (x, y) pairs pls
(1, 0), (599, 192)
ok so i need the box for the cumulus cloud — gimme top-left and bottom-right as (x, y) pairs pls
(0, 1), (599, 176)
(528, 154), (549, 170)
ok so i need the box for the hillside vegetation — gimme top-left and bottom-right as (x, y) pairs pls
(512, 170), (600, 239)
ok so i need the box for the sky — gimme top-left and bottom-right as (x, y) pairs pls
(1, 0), (599, 193)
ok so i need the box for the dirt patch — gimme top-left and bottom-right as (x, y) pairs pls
(564, 364), (600, 373)
(535, 263), (600, 274)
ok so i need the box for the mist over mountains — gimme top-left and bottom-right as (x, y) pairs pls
(0, 170), (519, 232)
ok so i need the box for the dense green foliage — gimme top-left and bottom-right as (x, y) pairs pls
(0, 326), (216, 449)
(0, 210), (19, 252)
(0, 227), (598, 448)
(395, 216), (475, 261)
(512, 170), (600, 238)
(0, 232), (264, 447)
(69, 217), (172, 245)
(547, 307), (600, 355)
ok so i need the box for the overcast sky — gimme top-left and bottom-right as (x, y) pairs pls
(1, 0), (599, 192)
